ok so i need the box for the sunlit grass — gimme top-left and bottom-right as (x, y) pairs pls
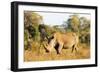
(24, 42), (90, 62)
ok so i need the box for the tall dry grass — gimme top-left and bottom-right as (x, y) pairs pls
(24, 42), (90, 62)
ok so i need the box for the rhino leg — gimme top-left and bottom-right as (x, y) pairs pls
(71, 44), (78, 53)
(54, 43), (60, 54)
(71, 45), (74, 53)
(57, 43), (63, 54)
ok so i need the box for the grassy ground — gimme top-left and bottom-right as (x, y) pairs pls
(24, 42), (90, 62)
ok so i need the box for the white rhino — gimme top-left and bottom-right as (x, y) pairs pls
(44, 32), (79, 54)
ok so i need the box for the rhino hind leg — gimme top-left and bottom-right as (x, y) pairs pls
(71, 44), (78, 53)
(71, 45), (74, 53)
(75, 47), (78, 53)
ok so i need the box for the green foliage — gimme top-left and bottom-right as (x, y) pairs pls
(66, 15), (90, 45)
(67, 15), (80, 32)
(34, 25), (40, 42)
(24, 11), (42, 50)
(24, 30), (29, 50)
(79, 17), (90, 45)
(24, 11), (43, 26)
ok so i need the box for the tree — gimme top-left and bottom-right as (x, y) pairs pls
(24, 11), (43, 50)
(65, 15), (90, 45)
(67, 15), (80, 32)
(79, 17), (90, 45)
(24, 11), (43, 24)
(80, 17), (90, 30)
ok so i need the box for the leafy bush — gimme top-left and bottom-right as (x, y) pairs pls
(65, 15), (90, 45)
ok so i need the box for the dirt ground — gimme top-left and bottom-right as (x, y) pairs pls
(24, 44), (90, 62)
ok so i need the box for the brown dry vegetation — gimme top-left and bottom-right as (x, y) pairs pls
(24, 43), (90, 62)
(24, 11), (90, 62)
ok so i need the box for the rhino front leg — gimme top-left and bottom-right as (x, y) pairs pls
(57, 43), (63, 54)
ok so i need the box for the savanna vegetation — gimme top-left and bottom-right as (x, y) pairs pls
(24, 11), (90, 62)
